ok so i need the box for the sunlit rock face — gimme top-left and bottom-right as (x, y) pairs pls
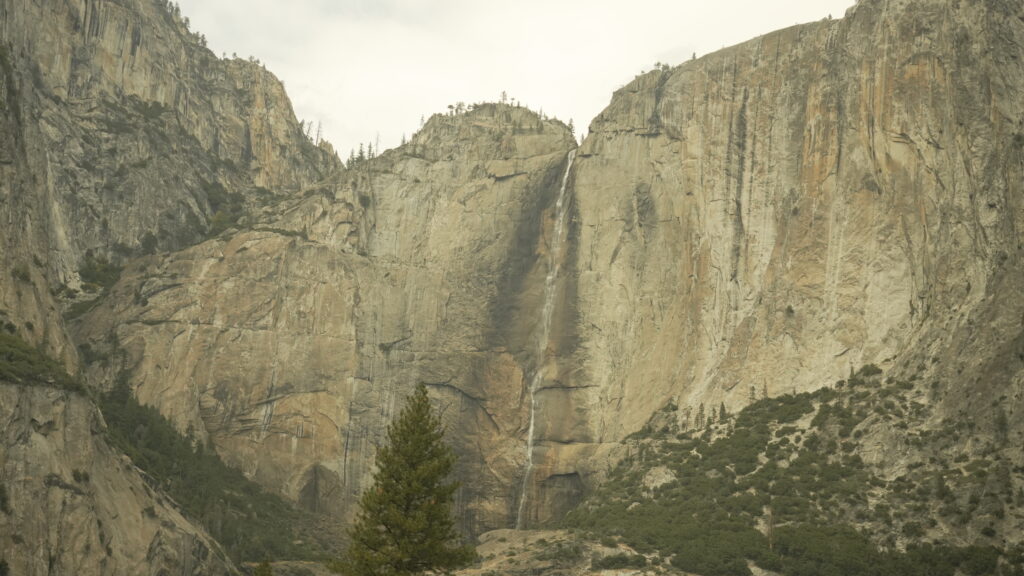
(10, 0), (1024, 543)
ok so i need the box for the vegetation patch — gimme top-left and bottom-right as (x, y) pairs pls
(204, 180), (245, 235)
(0, 332), (80, 391)
(99, 381), (339, 562)
(591, 552), (647, 570)
(0, 484), (10, 514)
(78, 252), (122, 290)
(10, 264), (30, 283)
(564, 365), (1024, 576)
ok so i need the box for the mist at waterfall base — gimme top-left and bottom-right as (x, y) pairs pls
(174, 0), (855, 159)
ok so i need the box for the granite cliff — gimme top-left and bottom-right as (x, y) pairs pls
(0, 381), (237, 576)
(1, 0), (332, 570)
(75, 104), (580, 534)
(0, 0), (336, 365)
(2, 0), (1024, 570)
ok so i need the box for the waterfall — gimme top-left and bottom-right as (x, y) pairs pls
(515, 149), (576, 530)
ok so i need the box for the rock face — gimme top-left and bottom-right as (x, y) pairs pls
(0, 382), (236, 575)
(0, 0), (336, 363)
(75, 0), (1024, 536)
(530, 0), (1024, 524)
(6, 0), (1024, 553)
(0, 0), (336, 567)
(76, 105), (579, 534)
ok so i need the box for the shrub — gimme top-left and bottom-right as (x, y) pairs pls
(203, 180), (244, 235)
(0, 332), (81, 392)
(592, 553), (646, 570)
(859, 364), (883, 378)
(78, 253), (122, 290)
(10, 264), (30, 282)
(535, 542), (583, 563)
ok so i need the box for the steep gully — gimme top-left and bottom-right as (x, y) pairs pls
(516, 150), (576, 529)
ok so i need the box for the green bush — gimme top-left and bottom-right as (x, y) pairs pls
(78, 253), (122, 290)
(859, 364), (883, 378)
(535, 541), (583, 563)
(0, 332), (80, 392)
(203, 180), (245, 235)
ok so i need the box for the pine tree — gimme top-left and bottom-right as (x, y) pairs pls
(339, 384), (475, 576)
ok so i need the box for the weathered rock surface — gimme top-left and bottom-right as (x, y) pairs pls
(0, 382), (236, 575)
(0, 0), (336, 362)
(0, 0), (336, 566)
(76, 104), (580, 534)
(73, 0), (1024, 537)
(6, 0), (1024, 554)
(530, 0), (1024, 523)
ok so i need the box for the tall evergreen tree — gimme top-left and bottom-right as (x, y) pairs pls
(338, 384), (475, 576)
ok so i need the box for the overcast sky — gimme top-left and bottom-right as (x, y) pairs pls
(176, 0), (856, 158)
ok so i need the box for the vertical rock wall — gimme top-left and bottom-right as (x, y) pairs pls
(528, 0), (1024, 520)
(13, 0), (1024, 542)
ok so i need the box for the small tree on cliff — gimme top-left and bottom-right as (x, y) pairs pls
(337, 384), (475, 576)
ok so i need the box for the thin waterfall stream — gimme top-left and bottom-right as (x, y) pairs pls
(515, 149), (576, 530)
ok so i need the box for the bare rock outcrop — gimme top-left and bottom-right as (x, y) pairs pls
(76, 104), (579, 534)
(0, 382), (236, 575)
(0, 0), (337, 363)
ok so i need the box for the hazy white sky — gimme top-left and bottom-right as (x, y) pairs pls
(176, 0), (856, 157)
